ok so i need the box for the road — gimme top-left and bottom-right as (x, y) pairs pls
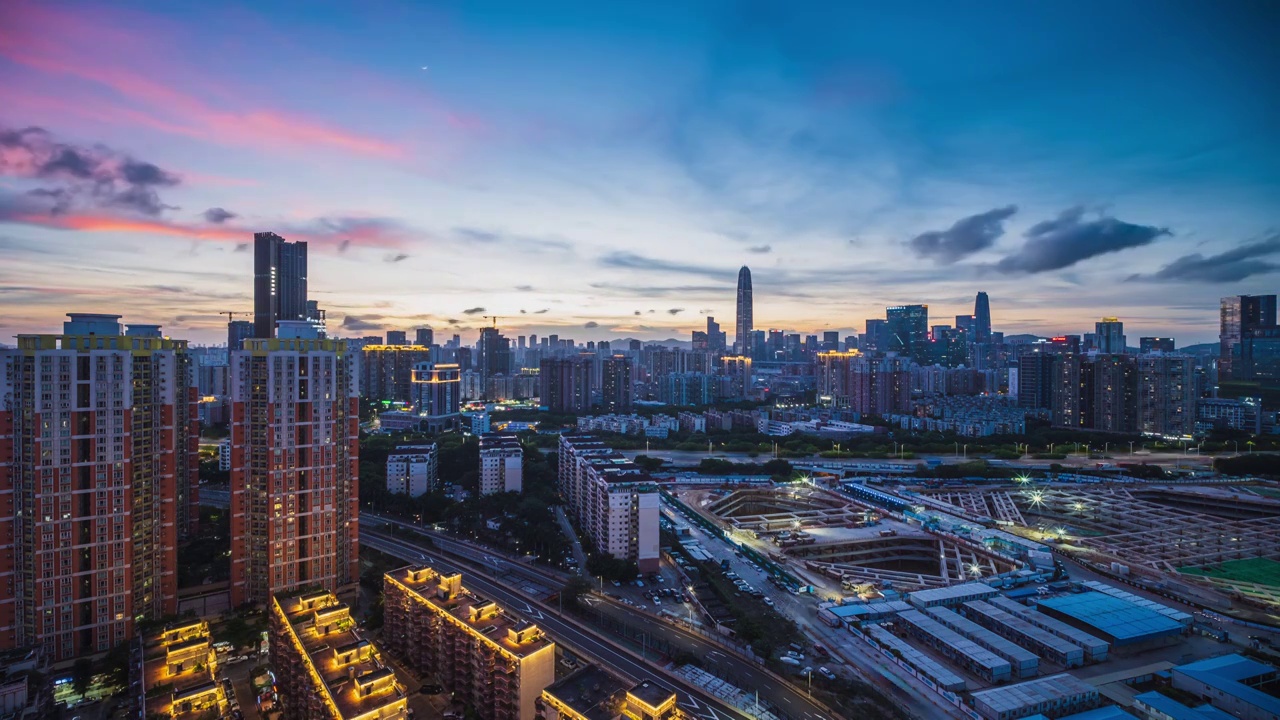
(362, 530), (771, 720)
(612, 448), (1215, 471)
(663, 505), (966, 720)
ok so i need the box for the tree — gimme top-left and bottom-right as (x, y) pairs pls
(560, 576), (592, 610)
(632, 455), (666, 472)
(73, 657), (93, 695)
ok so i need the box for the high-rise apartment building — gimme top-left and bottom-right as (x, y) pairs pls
(558, 436), (659, 572)
(1139, 337), (1176, 354)
(1095, 317), (1126, 354)
(229, 334), (359, 606)
(479, 434), (523, 495)
(361, 344), (433, 404)
(735, 266), (753, 356)
(1051, 354), (1137, 432)
(862, 318), (889, 353)
(974, 292), (992, 343)
(253, 232), (308, 339)
(415, 327), (434, 347)
(385, 330), (407, 346)
(1220, 295), (1278, 382)
(720, 356), (752, 400)
(411, 362), (461, 432)
(478, 327), (512, 395)
(600, 355), (634, 413)
(383, 567), (555, 720)
(886, 305), (929, 362)
(1017, 353), (1057, 410)
(1137, 355), (1196, 438)
(539, 357), (592, 413)
(270, 589), (410, 720)
(386, 444), (438, 497)
(0, 314), (198, 660)
(816, 352), (910, 416)
(227, 319), (254, 351)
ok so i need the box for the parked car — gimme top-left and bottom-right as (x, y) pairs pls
(818, 667), (836, 680)
(420, 684), (445, 695)
(763, 597), (775, 607)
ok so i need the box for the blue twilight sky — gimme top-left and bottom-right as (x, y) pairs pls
(1, 0), (1277, 345)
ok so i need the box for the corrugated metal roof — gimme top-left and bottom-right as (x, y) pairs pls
(1036, 592), (1183, 642)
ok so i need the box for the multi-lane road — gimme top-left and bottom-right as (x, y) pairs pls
(362, 530), (781, 720)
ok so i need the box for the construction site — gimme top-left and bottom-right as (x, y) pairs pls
(680, 485), (1025, 594)
(917, 482), (1280, 613)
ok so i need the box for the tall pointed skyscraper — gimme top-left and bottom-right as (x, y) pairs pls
(735, 266), (753, 356)
(974, 291), (992, 343)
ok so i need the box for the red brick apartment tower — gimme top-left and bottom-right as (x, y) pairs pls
(229, 334), (359, 607)
(0, 314), (197, 660)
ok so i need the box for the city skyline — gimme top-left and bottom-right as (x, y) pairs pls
(3, 1), (1279, 345)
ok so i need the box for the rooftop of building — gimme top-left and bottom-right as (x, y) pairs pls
(1134, 691), (1239, 720)
(542, 666), (628, 720)
(908, 582), (998, 604)
(384, 566), (554, 659)
(273, 589), (407, 720)
(1036, 592), (1184, 642)
(142, 619), (226, 719)
(480, 433), (523, 451)
(970, 673), (1096, 713)
(626, 679), (679, 713)
(1173, 654), (1280, 716)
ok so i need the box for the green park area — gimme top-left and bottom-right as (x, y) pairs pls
(1180, 557), (1280, 588)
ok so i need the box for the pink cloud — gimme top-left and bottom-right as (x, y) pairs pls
(0, 3), (404, 159)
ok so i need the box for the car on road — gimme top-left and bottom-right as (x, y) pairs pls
(818, 667), (836, 680)
(652, 597), (661, 606)
(612, 580), (622, 587)
(763, 597), (775, 607)
(420, 684), (445, 695)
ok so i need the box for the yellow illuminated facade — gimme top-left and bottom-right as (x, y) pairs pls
(383, 566), (556, 720)
(142, 620), (229, 720)
(269, 589), (409, 720)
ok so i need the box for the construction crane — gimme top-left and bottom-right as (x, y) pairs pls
(483, 315), (504, 328)
(220, 311), (250, 322)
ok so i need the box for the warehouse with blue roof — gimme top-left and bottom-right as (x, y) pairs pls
(1171, 654), (1280, 720)
(1035, 592), (1184, 647)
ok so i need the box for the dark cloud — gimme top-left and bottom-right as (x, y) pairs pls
(996, 207), (1170, 274)
(599, 252), (725, 278)
(204, 207), (237, 224)
(515, 285), (534, 291)
(454, 227), (501, 243)
(0, 126), (182, 218)
(338, 239), (352, 253)
(384, 252), (410, 263)
(534, 309), (550, 314)
(747, 244), (772, 254)
(909, 205), (1017, 263)
(233, 243), (250, 253)
(1133, 236), (1280, 283)
(520, 309), (528, 314)
(461, 307), (486, 315)
(667, 308), (684, 315)
(634, 311), (642, 315)
(584, 321), (600, 328)
(341, 314), (383, 332)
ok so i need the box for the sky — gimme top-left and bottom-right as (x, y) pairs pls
(1, 0), (1278, 346)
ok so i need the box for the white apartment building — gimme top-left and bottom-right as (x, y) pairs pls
(479, 434), (523, 495)
(386, 444), (439, 497)
(558, 435), (659, 572)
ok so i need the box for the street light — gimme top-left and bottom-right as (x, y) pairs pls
(1129, 441), (1135, 455)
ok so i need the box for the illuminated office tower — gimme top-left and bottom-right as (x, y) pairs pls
(1095, 317), (1126, 354)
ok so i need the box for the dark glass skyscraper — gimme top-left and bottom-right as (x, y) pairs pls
(253, 232), (308, 338)
(735, 266), (753, 356)
(973, 291), (992, 343)
(1220, 295), (1277, 381)
(886, 304), (929, 362)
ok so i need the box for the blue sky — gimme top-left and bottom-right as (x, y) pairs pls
(1, 0), (1277, 344)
